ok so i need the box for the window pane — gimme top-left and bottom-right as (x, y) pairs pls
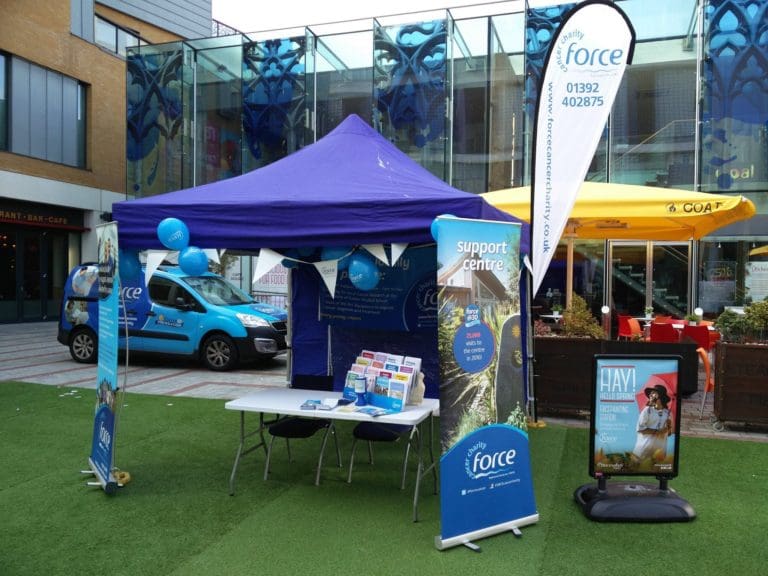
(610, 58), (696, 187)
(0, 53), (6, 150)
(311, 31), (373, 139)
(122, 31), (140, 54)
(95, 17), (116, 53)
(77, 83), (86, 167)
(117, 29), (130, 57)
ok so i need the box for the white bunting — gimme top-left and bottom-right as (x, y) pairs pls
(314, 259), (339, 298)
(390, 243), (408, 266)
(145, 250), (168, 285)
(253, 248), (284, 284)
(363, 244), (389, 266)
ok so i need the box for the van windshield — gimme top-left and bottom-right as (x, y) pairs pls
(182, 276), (252, 306)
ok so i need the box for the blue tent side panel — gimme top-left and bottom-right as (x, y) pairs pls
(289, 266), (329, 379)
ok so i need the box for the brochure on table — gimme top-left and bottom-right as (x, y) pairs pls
(343, 349), (422, 413)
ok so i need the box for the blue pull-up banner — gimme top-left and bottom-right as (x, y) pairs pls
(433, 215), (537, 550)
(88, 222), (121, 494)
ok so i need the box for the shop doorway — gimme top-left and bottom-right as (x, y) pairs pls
(609, 241), (690, 318)
(0, 226), (70, 323)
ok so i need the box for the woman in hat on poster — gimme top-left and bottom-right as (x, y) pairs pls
(631, 383), (673, 467)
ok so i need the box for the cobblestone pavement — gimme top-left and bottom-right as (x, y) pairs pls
(0, 321), (288, 400)
(1, 321), (765, 443)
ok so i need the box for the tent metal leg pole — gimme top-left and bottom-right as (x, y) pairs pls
(525, 270), (537, 423)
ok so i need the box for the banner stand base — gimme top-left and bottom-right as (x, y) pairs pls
(82, 460), (122, 495)
(574, 481), (696, 523)
(435, 513), (539, 551)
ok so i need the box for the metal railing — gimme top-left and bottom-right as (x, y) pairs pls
(212, 19), (241, 37)
(251, 290), (288, 309)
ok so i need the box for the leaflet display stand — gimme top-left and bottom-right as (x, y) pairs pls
(574, 476), (695, 522)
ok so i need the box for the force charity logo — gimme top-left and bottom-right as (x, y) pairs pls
(464, 440), (517, 481)
(554, 28), (626, 73)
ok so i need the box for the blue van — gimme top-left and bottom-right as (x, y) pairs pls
(57, 265), (288, 371)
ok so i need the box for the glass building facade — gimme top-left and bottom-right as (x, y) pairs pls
(126, 0), (768, 323)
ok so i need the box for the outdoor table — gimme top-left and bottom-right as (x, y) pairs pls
(539, 313), (563, 323)
(225, 388), (439, 521)
(672, 323), (717, 331)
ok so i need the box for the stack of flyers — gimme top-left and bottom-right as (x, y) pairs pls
(355, 406), (392, 417)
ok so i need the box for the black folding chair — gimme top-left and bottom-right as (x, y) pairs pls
(346, 421), (416, 488)
(263, 375), (342, 486)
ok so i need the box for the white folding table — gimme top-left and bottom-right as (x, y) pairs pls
(225, 388), (439, 521)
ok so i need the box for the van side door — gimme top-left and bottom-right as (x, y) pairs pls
(139, 276), (204, 356)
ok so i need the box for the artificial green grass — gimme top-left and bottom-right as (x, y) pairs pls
(1, 381), (766, 575)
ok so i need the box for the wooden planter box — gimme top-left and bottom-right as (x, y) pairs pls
(714, 342), (768, 428)
(532, 337), (699, 417)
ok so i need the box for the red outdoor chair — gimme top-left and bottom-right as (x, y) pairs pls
(649, 322), (680, 343)
(681, 324), (714, 353)
(627, 317), (648, 341)
(617, 315), (633, 340)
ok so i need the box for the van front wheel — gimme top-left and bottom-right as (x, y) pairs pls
(202, 334), (238, 371)
(70, 328), (98, 363)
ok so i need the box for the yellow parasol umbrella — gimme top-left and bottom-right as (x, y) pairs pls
(749, 245), (768, 257)
(482, 182), (756, 241)
(482, 182), (756, 301)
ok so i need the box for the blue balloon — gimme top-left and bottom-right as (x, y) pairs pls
(280, 248), (299, 269)
(157, 217), (190, 251)
(178, 246), (208, 276)
(430, 214), (456, 242)
(321, 246), (352, 270)
(118, 248), (141, 283)
(348, 253), (380, 291)
(296, 246), (317, 257)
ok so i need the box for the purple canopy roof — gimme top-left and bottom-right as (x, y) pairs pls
(113, 114), (528, 252)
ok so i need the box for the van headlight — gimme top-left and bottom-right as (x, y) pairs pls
(236, 313), (270, 328)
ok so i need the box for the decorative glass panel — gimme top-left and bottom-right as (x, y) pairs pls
(702, 0), (768, 193)
(523, 4), (573, 186)
(373, 19), (449, 180)
(126, 43), (192, 197)
(242, 37), (307, 171)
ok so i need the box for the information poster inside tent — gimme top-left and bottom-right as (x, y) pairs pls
(319, 245), (437, 331)
(591, 356), (681, 477)
(435, 216), (537, 549)
(89, 222), (120, 490)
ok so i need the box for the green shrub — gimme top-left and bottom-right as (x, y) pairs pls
(561, 295), (605, 339)
(715, 299), (768, 343)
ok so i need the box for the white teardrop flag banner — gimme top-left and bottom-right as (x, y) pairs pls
(530, 0), (635, 296)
